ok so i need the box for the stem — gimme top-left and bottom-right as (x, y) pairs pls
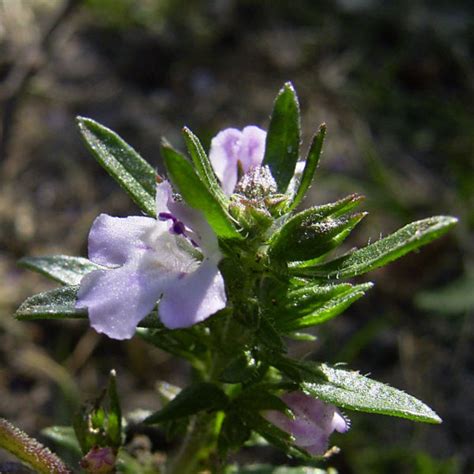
(166, 311), (236, 474)
(166, 413), (218, 474)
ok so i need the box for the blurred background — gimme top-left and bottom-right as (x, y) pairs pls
(0, 0), (473, 472)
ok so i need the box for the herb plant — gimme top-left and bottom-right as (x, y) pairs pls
(4, 83), (457, 474)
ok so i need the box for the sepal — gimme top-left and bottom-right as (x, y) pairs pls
(73, 370), (123, 455)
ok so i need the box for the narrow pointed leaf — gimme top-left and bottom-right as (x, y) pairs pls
(15, 286), (86, 321)
(145, 383), (228, 424)
(240, 411), (293, 450)
(14, 286), (161, 328)
(237, 388), (290, 413)
(182, 127), (228, 206)
(302, 364), (442, 424)
(77, 117), (156, 216)
(269, 211), (367, 262)
(18, 256), (102, 286)
(289, 124), (326, 210)
(292, 216), (458, 279)
(218, 412), (251, 453)
(279, 283), (373, 330)
(263, 82), (301, 192)
(162, 143), (241, 239)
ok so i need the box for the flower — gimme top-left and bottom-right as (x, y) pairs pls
(209, 126), (267, 195)
(80, 446), (115, 474)
(263, 391), (349, 456)
(209, 126), (305, 198)
(76, 181), (227, 340)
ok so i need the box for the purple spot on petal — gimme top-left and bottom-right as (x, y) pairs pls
(172, 221), (186, 235)
(159, 212), (176, 222)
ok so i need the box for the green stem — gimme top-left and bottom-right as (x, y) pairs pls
(167, 314), (233, 474)
(166, 413), (218, 474)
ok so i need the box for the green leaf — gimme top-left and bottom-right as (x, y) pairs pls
(273, 194), (364, 240)
(218, 412), (251, 453)
(15, 286), (86, 321)
(288, 123), (326, 211)
(41, 426), (82, 457)
(14, 286), (162, 329)
(292, 216), (458, 279)
(182, 127), (228, 206)
(77, 117), (156, 216)
(239, 411), (293, 451)
(137, 327), (208, 368)
(278, 283), (373, 331)
(302, 363), (442, 424)
(226, 465), (332, 474)
(269, 211), (367, 262)
(145, 383), (228, 424)
(162, 143), (241, 239)
(219, 352), (263, 384)
(18, 256), (102, 285)
(237, 387), (290, 413)
(263, 82), (301, 192)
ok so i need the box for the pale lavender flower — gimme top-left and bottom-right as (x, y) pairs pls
(209, 126), (267, 195)
(76, 181), (226, 340)
(264, 391), (349, 456)
(209, 126), (306, 197)
(80, 446), (115, 473)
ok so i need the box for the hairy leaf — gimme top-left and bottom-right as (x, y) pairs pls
(279, 283), (373, 330)
(288, 124), (326, 210)
(263, 82), (301, 192)
(182, 127), (228, 206)
(292, 216), (457, 279)
(162, 143), (241, 239)
(269, 211), (367, 262)
(77, 117), (156, 216)
(19, 256), (101, 286)
(303, 363), (442, 424)
(14, 286), (161, 329)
